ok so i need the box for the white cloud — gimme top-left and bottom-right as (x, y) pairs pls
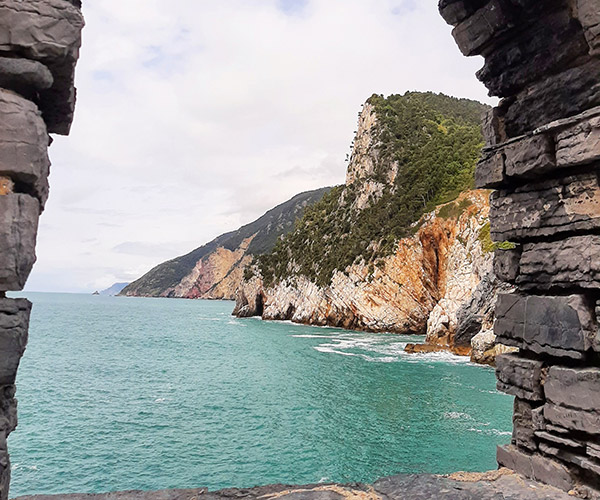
(26, 0), (493, 293)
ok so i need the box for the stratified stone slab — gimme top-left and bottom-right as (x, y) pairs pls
(475, 150), (504, 188)
(544, 403), (600, 435)
(545, 366), (600, 412)
(451, 0), (511, 57)
(503, 134), (555, 179)
(490, 173), (600, 241)
(0, 89), (50, 205)
(494, 293), (597, 358)
(513, 398), (539, 452)
(517, 235), (600, 291)
(496, 353), (544, 401)
(0, 0), (84, 134)
(0, 194), (39, 291)
(556, 115), (600, 167)
(496, 445), (574, 492)
(0, 298), (30, 386)
(503, 58), (600, 138)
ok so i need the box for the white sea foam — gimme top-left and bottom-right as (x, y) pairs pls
(313, 346), (357, 356)
(444, 412), (473, 421)
(291, 334), (338, 339)
(11, 464), (38, 471)
(154, 398), (166, 403)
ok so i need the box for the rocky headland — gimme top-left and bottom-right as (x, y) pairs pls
(120, 188), (330, 300)
(234, 93), (511, 362)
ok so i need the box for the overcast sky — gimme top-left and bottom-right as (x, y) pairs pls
(27, 0), (495, 293)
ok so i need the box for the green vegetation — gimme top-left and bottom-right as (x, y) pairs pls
(478, 222), (517, 253)
(437, 198), (473, 220)
(258, 91), (488, 287)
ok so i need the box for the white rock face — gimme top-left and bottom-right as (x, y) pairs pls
(236, 191), (492, 336)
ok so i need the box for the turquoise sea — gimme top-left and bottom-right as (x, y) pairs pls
(8, 293), (512, 497)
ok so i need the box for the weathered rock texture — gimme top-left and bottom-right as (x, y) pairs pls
(236, 190), (502, 358)
(11, 469), (578, 500)
(441, 0), (600, 492)
(0, 1), (83, 499)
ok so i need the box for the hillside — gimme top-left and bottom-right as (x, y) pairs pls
(120, 187), (331, 299)
(234, 92), (505, 356)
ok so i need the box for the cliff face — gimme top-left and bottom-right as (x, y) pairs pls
(121, 188), (330, 299)
(235, 190), (492, 337)
(234, 93), (499, 348)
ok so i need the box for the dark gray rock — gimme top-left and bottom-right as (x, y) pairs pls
(481, 107), (504, 147)
(496, 445), (575, 492)
(556, 115), (600, 167)
(438, 0), (487, 26)
(513, 398), (539, 452)
(545, 366), (600, 413)
(496, 353), (544, 401)
(454, 273), (510, 347)
(577, 0), (600, 55)
(534, 431), (585, 451)
(0, 299), (30, 386)
(493, 248), (521, 284)
(502, 57), (600, 138)
(451, 0), (513, 57)
(0, 0), (84, 134)
(503, 134), (555, 179)
(0, 89), (50, 206)
(0, 195), (40, 291)
(475, 8), (589, 97)
(490, 173), (600, 241)
(0, 57), (53, 96)
(517, 235), (600, 291)
(11, 472), (578, 500)
(544, 403), (600, 435)
(494, 293), (597, 358)
(474, 150), (504, 189)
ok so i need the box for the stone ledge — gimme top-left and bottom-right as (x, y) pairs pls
(0, 89), (50, 206)
(10, 469), (578, 500)
(0, 0), (84, 134)
(517, 235), (600, 291)
(490, 172), (600, 242)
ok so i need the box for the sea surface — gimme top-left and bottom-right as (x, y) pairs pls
(8, 293), (512, 497)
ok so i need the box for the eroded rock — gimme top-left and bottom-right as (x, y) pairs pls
(494, 293), (597, 358)
(0, 195), (39, 291)
(496, 353), (544, 401)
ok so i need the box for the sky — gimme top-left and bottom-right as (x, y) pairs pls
(27, 0), (496, 293)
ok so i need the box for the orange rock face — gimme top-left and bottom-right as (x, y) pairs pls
(236, 191), (492, 336)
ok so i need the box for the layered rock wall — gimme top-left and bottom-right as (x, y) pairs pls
(0, 1), (83, 498)
(440, 0), (600, 492)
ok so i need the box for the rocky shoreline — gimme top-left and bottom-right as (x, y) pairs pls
(12, 470), (580, 500)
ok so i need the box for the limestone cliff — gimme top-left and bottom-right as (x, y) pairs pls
(234, 92), (502, 354)
(235, 190), (493, 337)
(121, 187), (330, 299)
